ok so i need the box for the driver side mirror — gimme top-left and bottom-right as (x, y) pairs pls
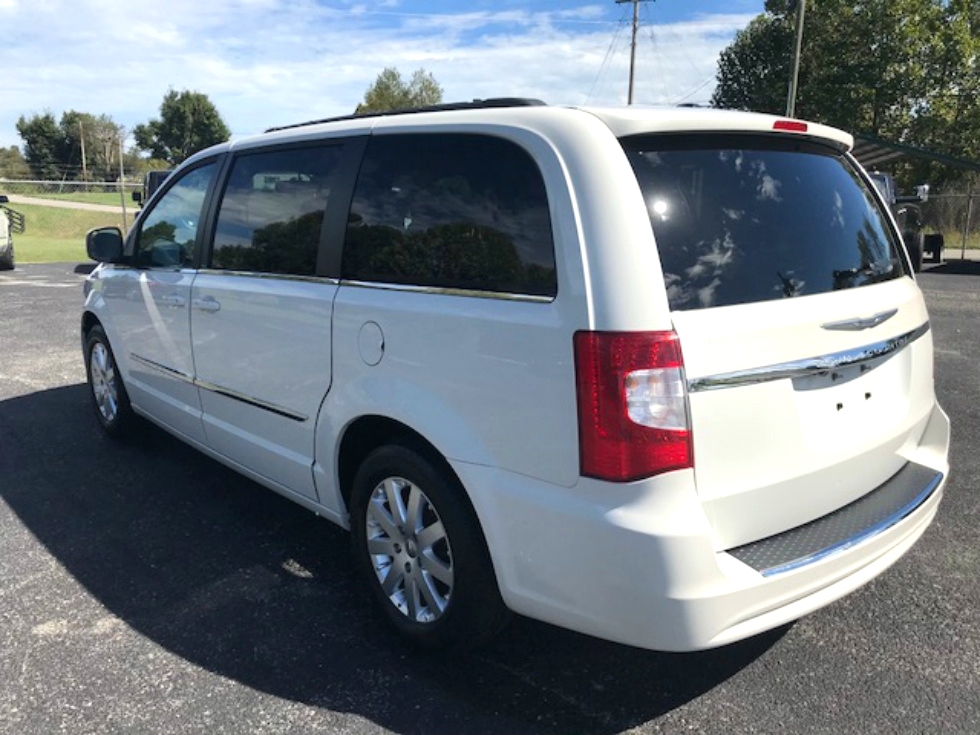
(86, 226), (125, 263)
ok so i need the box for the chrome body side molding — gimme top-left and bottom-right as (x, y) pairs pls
(130, 353), (308, 422)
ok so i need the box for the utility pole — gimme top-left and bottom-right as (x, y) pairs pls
(616, 0), (652, 105)
(118, 132), (128, 231)
(786, 0), (807, 117)
(79, 119), (88, 181)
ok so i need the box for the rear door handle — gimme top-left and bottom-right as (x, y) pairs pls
(193, 296), (221, 314)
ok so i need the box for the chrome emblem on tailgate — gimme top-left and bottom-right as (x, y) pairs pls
(820, 309), (898, 331)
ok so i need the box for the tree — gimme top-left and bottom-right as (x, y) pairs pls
(61, 111), (126, 180)
(0, 146), (31, 180)
(355, 68), (443, 114)
(16, 113), (63, 179)
(713, 1), (941, 133)
(711, 0), (970, 186)
(905, 0), (980, 184)
(134, 90), (231, 165)
(15, 110), (125, 180)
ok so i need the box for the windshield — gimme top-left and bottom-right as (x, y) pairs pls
(622, 134), (907, 311)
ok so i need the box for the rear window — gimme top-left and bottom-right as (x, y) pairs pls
(622, 134), (907, 311)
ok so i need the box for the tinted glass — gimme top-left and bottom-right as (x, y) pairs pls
(211, 146), (342, 276)
(622, 135), (906, 311)
(343, 134), (556, 297)
(136, 163), (216, 268)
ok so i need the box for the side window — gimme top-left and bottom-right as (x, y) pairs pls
(135, 163), (217, 268)
(211, 145), (343, 276)
(343, 134), (557, 297)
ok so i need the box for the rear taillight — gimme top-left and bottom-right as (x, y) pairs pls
(574, 331), (692, 482)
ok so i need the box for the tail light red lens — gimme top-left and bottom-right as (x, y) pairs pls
(773, 119), (808, 132)
(574, 331), (693, 482)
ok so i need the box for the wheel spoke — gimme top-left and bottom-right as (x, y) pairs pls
(420, 550), (453, 587)
(93, 344), (107, 374)
(405, 485), (423, 534)
(367, 536), (397, 557)
(366, 496), (401, 541)
(417, 569), (446, 614)
(416, 519), (446, 551)
(382, 478), (407, 525)
(405, 573), (422, 620)
(380, 563), (404, 597)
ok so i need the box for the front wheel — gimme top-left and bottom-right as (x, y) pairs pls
(85, 325), (137, 436)
(350, 443), (510, 651)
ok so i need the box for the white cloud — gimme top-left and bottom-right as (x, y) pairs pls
(0, 1), (755, 153)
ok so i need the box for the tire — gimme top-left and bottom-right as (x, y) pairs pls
(350, 443), (510, 651)
(84, 325), (137, 437)
(924, 233), (944, 264)
(906, 232), (924, 273)
(0, 241), (12, 271)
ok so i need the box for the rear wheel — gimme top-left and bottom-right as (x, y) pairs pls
(85, 325), (137, 436)
(906, 232), (924, 272)
(924, 233), (944, 264)
(350, 443), (510, 651)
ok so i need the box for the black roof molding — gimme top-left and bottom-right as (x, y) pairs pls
(266, 98), (548, 134)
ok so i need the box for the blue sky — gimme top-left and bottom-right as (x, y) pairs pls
(0, 0), (765, 154)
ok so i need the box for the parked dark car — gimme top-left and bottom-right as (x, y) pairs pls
(869, 171), (941, 271)
(131, 169), (174, 207)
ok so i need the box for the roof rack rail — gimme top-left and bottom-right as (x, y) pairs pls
(266, 98), (547, 133)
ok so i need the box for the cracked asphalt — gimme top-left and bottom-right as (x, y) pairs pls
(1, 260), (978, 735)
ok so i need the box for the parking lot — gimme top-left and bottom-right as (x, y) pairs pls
(1, 261), (978, 735)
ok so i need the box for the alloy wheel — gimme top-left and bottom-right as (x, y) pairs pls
(364, 476), (454, 624)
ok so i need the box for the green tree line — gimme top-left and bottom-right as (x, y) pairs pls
(712, 0), (980, 188)
(9, 90), (230, 181)
(4, 68), (440, 181)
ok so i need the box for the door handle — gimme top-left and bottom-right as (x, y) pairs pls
(160, 293), (186, 308)
(193, 296), (221, 313)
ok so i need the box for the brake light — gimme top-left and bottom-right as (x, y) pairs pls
(574, 331), (693, 482)
(773, 119), (808, 133)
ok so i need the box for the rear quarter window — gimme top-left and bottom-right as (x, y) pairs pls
(342, 133), (557, 298)
(622, 134), (907, 311)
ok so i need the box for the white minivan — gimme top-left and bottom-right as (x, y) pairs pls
(82, 100), (949, 652)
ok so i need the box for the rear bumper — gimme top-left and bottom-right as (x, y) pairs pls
(456, 402), (949, 652)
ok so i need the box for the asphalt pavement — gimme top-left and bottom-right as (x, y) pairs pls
(1, 260), (978, 735)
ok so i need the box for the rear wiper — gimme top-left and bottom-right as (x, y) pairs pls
(834, 260), (895, 281)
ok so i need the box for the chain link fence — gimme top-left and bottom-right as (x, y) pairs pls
(2, 178), (978, 260)
(0, 179), (141, 198)
(920, 192), (978, 256)
(0, 180), (141, 249)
